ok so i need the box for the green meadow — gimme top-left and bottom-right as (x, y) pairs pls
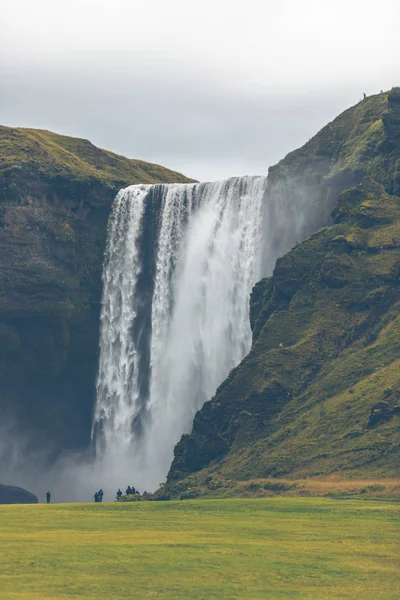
(0, 498), (399, 599)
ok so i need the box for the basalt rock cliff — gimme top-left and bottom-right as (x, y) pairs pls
(165, 88), (400, 494)
(0, 127), (192, 453)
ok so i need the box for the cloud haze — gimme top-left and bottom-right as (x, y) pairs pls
(1, 0), (399, 180)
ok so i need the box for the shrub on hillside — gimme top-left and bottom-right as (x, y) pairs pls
(180, 490), (199, 500)
(244, 483), (261, 492)
(117, 494), (143, 502)
(263, 481), (297, 493)
(361, 484), (386, 493)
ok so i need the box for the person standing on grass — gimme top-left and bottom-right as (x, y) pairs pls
(98, 489), (104, 502)
(116, 489), (123, 500)
(46, 491), (51, 504)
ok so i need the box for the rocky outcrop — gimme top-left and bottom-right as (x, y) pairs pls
(0, 127), (192, 454)
(0, 484), (38, 504)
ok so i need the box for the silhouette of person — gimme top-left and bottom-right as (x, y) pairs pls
(94, 492), (99, 502)
(126, 486), (132, 495)
(116, 489), (123, 500)
(98, 489), (104, 502)
(46, 491), (51, 504)
(363, 93), (367, 99)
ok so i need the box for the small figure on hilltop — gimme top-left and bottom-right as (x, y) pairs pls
(46, 491), (51, 504)
(98, 489), (104, 502)
(94, 491), (99, 502)
(363, 92), (367, 100)
(126, 486), (132, 495)
(116, 489), (123, 500)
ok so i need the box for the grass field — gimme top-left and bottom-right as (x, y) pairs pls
(0, 498), (399, 599)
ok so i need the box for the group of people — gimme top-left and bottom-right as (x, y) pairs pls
(93, 486), (141, 502)
(94, 489), (104, 502)
(45, 485), (144, 503)
(116, 485), (140, 499)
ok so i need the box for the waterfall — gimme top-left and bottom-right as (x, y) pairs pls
(92, 176), (266, 491)
(93, 185), (148, 457)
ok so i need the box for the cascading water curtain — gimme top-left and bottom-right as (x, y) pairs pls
(93, 177), (266, 491)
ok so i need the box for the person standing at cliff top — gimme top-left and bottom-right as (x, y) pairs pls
(46, 491), (51, 504)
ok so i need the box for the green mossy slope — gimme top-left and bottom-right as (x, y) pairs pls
(0, 127), (192, 188)
(0, 127), (192, 451)
(165, 89), (400, 494)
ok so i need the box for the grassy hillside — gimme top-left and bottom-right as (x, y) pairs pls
(0, 126), (193, 188)
(165, 89), (400, 494)
(268, 89), (399, 194)
(0, 499), (399, 599)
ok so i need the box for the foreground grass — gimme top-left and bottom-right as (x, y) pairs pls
(0, 498), (399, 599)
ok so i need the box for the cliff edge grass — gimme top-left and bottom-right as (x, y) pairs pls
(162, 88), (400, 499)
(0, 126), (194, 189)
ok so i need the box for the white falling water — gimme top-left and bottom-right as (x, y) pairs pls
(93, 177), (266, 491)
(93, 185), (147, 457)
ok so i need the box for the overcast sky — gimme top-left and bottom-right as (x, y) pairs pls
(1, 0), (399, 181)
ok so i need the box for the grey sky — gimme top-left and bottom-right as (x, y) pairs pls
(1, 0), (399, 181)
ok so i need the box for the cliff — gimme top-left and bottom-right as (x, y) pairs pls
(0, 127), (193, 452)
(165, 89), (400, 495)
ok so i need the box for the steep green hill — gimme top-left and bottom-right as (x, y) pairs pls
(0, 127), (192, 452)
(164, 89), (400, 497)
(0, 126), (191, 188)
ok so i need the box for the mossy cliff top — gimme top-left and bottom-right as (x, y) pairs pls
(268, 88), (399, 194)
(164, 89), (400, 496)
(0, 126), (194, 191)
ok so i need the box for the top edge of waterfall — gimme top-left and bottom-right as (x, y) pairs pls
(118, 175), (268, 195)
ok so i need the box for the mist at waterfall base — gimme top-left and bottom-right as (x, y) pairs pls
(0, 176), (333, 502)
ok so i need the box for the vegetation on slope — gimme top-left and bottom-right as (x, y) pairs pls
(0, 126), (192, 188)
(1, 499), (399, 599)
(165, 89), (400, 495)
(267, 88), (399, 194)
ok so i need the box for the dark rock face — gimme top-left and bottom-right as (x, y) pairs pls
(0, 180), (113, 452)
(367, 402), (397, 427)
(0, 127), (192, 456)
(0, 484), (38, 504)
(167, 89), (400, 487)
